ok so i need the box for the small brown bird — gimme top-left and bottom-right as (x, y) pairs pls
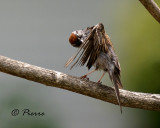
(65, 23), (123, 112)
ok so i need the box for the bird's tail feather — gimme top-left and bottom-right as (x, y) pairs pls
(109, 70), (123, 113)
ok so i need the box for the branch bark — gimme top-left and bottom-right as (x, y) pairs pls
(139, 0), (160, 23)
(0, 55), (160, 111)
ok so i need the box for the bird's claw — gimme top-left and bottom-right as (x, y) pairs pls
(80, 75), (87, 79)
(80, 75), (89, 81)
(97, 81), (102, 84)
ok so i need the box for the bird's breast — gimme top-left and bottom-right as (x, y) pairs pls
(95, 52), (114, 72)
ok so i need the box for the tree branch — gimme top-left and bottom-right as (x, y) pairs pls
(139, 0), (160, 23)
(0, 55), (160, 111)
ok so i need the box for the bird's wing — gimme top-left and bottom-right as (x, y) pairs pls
(64, 28), (95, 68)
(65, 26), (109, 70)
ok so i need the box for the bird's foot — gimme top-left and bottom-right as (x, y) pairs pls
(80, 75), (89, 81)
(97, 80), (102, 84)
(80, 75), (87, 79)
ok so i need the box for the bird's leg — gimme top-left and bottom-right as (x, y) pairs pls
(97, 72), (106, 83)
(80, 69), (96, 79)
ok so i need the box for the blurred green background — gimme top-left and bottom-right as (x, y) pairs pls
(0, 0), (159, 128)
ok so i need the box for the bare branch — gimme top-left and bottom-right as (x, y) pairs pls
(0, 55), (160, 111)
(139, 0), (160, 23)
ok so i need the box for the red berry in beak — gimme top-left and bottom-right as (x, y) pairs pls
(69, 33), (82, 47)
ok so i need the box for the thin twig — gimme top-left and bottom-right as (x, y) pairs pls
(0, 55), (160, 111)
(139, 0), (160, 23)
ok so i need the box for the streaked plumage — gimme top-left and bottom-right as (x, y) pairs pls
(65, 23), (123, 112)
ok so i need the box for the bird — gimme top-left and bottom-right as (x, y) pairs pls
(65, 23), (123, 113)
